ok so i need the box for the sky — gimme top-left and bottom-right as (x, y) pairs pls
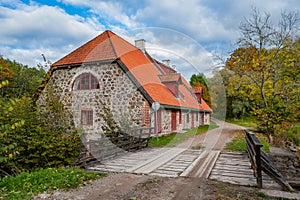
(0, 0), (299, 79)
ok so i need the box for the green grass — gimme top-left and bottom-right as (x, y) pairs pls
(226, 116), (258, 129)
(148, 122), (219, 147)
(287, 124), (300, 145)
(0, 168), (106, 200)
(225, 132), (270, 153)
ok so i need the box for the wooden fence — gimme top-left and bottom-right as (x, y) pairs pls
(245, 130), (295, 192)
(75, 127), (154, 167)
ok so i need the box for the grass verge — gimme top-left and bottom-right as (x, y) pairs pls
(226, 116), (258, 130)
(0, 168), (106, 200)
(148, 121), (219, 147)
(225, 131), (270, 153)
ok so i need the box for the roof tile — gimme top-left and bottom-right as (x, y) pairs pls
(52, 30), (212, 112)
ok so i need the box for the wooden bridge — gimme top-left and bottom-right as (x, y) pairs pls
(87, 146), (280, 190)
(85, 128), (297, 193)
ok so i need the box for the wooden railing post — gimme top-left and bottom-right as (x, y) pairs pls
(245, 129), (294, 192)
(245, 130), (263, 188)
(255, 144), (262, 188)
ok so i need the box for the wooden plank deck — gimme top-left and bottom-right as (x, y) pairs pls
(87, 148), (282, 190)
(209, 151), (281, 189)
(87, 147), (205, 177)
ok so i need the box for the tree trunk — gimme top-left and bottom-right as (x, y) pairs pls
(268, 133), (273, 144)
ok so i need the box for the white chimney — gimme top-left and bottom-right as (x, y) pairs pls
(162, 59), (170, 66)
(135, 39), (146, 53)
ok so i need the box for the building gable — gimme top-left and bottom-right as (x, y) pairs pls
(51, 30), (212, 112)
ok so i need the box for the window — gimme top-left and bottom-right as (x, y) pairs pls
(73, 73), (99, 90)
(81, 110), (93, 125)
(187, 113), (190, 123)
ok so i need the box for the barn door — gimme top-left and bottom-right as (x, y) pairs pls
(171, 110), (177, 131)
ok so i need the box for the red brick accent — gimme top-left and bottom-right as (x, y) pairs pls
(142, 101), (150, 127)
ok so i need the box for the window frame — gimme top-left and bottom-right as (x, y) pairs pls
(81, 110), (93, 126)
(73, 73), (100, 91)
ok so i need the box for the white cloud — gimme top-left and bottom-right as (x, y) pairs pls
(0, 2), (105, 66)
(1, 0), (299, 71)
(58, 0), (141, 29)
(0, 4), (102, 47)
(134, 0), (237, 43)
(123, 28), (216, 79)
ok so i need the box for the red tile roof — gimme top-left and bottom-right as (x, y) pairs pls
(158, 73), (181, 83)
(52, 30), (212, 112)
(193, 86), (203, 94)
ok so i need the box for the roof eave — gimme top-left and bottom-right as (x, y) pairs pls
(159, 104), (211, 112)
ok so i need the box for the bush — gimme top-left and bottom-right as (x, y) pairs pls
(276, 125), (300, 146)
(0, 93), (82, 176)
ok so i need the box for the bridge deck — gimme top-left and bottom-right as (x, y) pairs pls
(87, 148), (280, 189)
(88, 147), (205, 177)
(209, 151), (280, 189)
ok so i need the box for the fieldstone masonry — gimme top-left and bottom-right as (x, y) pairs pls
(39, 61), (210, 140)
(41, 62), (149, 140)
(269, 147), (300, 182)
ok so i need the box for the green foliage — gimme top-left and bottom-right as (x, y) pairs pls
(190, 73), (211, 106)
(212, 9), (300, 145)
(0, 86), (82, 175)
(225, 133), (270, 153)
(0, 57), (46, 98)
(226, 116), (258, 129)
(99, 100), (122, 138)
(225, 137), (247, 152)
(99, 101), (145, 149)
(190, 73), (207, 87)
(0, 168), (106, 200)
(276, 125), (300, 146)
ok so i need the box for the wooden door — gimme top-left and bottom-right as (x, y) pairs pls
(171, 110), (177, 131)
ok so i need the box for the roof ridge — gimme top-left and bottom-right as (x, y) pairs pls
(106, 30), (118, 58)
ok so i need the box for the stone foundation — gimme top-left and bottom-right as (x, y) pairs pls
(268, 147), (300, 182)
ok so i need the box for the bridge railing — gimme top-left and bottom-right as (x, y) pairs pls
(245, 130), (263, 188)
(245, 129), (295, 192)
(75, 127), (154, 167)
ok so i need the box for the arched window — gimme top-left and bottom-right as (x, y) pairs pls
(73, 73), (100, 90)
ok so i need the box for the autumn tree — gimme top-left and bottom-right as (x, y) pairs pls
(227, 8), (299, 143)
(190, 73), (211, 106)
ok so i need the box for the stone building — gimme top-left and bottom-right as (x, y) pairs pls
(41, 30), (211, 140)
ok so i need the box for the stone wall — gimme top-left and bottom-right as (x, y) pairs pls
(203, 112), (210, 125)
(149, 108), (208, 135)
(268, 147), (300, 182)
(39, 61), (211, 139)
(40, 62), (149, 140)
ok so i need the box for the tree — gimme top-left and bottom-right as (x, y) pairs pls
(0, 57), (14, 97)
(0, 76), (81, 176)
(190, 73), (211, 106)
(228, 7), (300, 142)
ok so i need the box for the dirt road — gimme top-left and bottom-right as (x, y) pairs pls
(34, 120), (273, 200)
(177, 118), (244, 150)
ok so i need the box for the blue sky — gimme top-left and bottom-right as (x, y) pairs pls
(0, 0), (299, 78)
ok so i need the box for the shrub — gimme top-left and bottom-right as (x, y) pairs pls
(0, 92), (82, 176)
